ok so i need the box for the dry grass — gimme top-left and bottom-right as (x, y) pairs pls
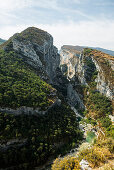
(52, 156), (81, 170)
(93, 159), (114, 170)
(78, 146), (112, 168)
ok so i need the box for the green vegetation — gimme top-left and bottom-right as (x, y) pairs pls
(52, 156), (80, 170)
(78, 146), (112, 168)
(51, 48), (114, 170)
(0, 48), (83, 169)
(0, 49), (54, 109)
(95, 138), (114, 153)
(81, 117), (97, 126)
(83, 48), (93, 55)
(77, 50), (114, 168)
(82, 50), (113, 138)
(84, 88), (113, 138)
(0, 104), (83, 169)
(16, 27), (51, 45)
(85, 91), (112, 119)
(0, 37), (113, 170)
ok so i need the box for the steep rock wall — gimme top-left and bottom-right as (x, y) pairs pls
(60, 48), (85, 109)
(3, 27), (60, 83)
(91, 56), (113, 100)
(60, 47), (87, 84)
(60, 46), (114, 100)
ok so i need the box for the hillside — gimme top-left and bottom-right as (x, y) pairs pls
(0, 27), (83, 170)
(62, 45), (114, 56)
(0, 49), (56, 109)
(91, 47), (114, 56)
(55, 45), (114, 170)
(0, 28), (114, 170)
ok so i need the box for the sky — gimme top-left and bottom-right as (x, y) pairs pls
(0, 0), (114, 50)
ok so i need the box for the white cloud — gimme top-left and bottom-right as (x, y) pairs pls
(0, 0), (94, 21)
(96, 2), (114, 6)
(1, 20), (114, 51)
(0, 0), (30, 11)
(0, 0), (58, 11)
(72, 0), (87, 4)
(39, 20), (114, 51)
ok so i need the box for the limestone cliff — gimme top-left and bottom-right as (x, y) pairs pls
(60, 46), (87, 84)
(2, 27), (60, 83)
(60, 45), (114, 101)
(90, 50), (114, 100)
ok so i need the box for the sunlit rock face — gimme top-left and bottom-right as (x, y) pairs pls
(60, 45), (114, 101)
(3, 27), (60, 83)
(60, 46), (87, 85)
(91, 57), (114, 100)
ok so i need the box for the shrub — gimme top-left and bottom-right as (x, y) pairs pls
(106, 125), (114, 139)
(83, 48), (92, 55)
(100, 162), (114, 170)
(99, 117), (112, 128)
(86, 91), (112, 119)
(52, 156), (80, 170)
(95, 138), (114, 153)
(78, 146), (112, 168)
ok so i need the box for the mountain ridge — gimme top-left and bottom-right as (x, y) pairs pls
(61, 45), (114, 56)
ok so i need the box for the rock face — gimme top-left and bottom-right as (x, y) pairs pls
(91, 56), (114, 100)
(0, 99), (61, 116)
(67, 83), (85, 109)
(1, 27), (85, 113)
(60, 45), (114, 101)
(80, 159), (92, 170)
(2, 27), (85, 111)
(52, 67), (85, 110)
(4, 27), (60, 83)
(60, 46), (87, 84)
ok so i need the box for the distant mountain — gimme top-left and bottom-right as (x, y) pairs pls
(0, 38), (6, 45)
(89, 47), (114, 56)
(62, 45), (114, 56)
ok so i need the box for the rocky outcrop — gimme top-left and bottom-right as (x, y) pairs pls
(80, 159), (92, 170)
(3, 27), (60, 83)
(91, 57), (113, 100)
(0, 99), (61, 116)
(60, 47), (86, 83)
(67, 83), (85, 109)
(60, 46), (89, 85)
(0, 139), (27, 151)
(52, 67), (85, 110)
(60, 45), (114, 101)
